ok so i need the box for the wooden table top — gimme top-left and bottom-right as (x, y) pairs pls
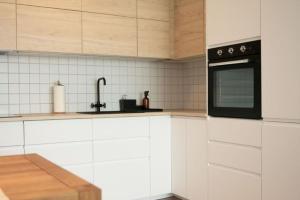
(0, 154), (101, 200)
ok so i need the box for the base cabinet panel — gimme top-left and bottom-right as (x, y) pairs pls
(0, 147), (24, 156)
(94, 159), (150, 200)
(209, 165), (261, 200)
(262, 122), (300, 200)
(63, 164), (94, 184)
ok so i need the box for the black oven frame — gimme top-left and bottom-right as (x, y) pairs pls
(208, 55), (262, 119)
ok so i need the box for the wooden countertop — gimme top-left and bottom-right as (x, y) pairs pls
(0, 154), (101, 200)
(0, 110), (207, 122)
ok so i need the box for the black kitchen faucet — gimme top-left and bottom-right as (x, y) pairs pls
(91, 77), (106, 112)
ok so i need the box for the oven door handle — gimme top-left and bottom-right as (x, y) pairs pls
(209, 59), (250, 67)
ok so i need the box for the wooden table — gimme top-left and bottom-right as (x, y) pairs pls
(0, 154), (101, 200)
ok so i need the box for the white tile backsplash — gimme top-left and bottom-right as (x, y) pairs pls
(0, 54), (206, 115)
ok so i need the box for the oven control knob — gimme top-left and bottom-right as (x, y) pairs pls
(217, 49), (223, 56)
(240, 45), (247, 53)
(228, 47), (234, 54)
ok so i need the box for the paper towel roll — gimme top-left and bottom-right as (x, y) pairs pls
(53, 82), (65, 113)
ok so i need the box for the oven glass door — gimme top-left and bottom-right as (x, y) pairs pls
(208, 59), (261, 119)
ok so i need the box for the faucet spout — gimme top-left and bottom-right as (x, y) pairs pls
(91, 77), (106, 112)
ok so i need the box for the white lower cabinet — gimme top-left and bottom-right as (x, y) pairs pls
(207, 117), (262, 200)
(0, 122), (24, 156)
(63, 164), (94, 183)
(94, 159), (150, 200)
(171, 117), (207, 200)
(0, 146), (24, 156)
(262, 122), (300, 200)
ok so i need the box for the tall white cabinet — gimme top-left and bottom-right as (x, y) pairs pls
(262, 122), (300, 200)
(261, 0), (300, 122)
(206, 0), (261, 46)
(171, 117), (207, 200)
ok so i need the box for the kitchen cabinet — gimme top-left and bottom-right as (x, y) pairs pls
(206, 0), (260, 47)
(171, 117), (207, 200)
(0, 147), (24, 156)
(174, 0), (205, 59)
(0, 0), (15, 3)
(262, 122), (300, 200)
(17, 5), (82, 53)
(63, 164), (94, 183)
(138, 19), (170, 58)
(137, 0), (171, 21)
(17, 0), (81, 11)
(150, 116), (171, 196)
(207, 117), (262, 200)
(82, 12), (137, 57)
(82, 0), (137, 18)
(0, 122), (23, 147)
(261, 0), (300, 121)
(0, 3), (16, 51)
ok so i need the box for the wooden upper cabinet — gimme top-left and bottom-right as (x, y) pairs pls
(17, 0), (81, 11)
(82, 13), (137, 57)
(138, 19), (170, 58)
(174, 0), (205, 59)
(0, 0), (15, 3)
(0, 3), (16, 51)
(82, 0), (137, 18)
(137, 0), (171, 21)
(17, 5), (82, 53)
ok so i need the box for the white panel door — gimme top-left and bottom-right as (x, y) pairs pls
(24, 119), (93, 145)
(25, 142), (93, 166)
(0, 146), (24, 156)
(150, 116), (171, 196)
(186, 118), (207, 200)
(94, 158), (150, 200)
(206, 0), (260, 46)
(171, 117), (187, 198)
(262, 122), (300, 200)
(261, 0), (300, 121)
(0, 122), (23, 147)
(63, 164), (94, 183)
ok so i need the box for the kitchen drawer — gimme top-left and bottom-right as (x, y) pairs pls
(0, 146), (24, 156)
(0, 122), (23, 147)
(93, 117), (149, 140)
(25, 142), (93, 166)
(208, 118), (262, 147)
(63, 164), (94, 183)
(209, 141), (261, 174)
(94, 138), (149, 162)
(24, 119), (93, 145)
(209, 165), (261, 200)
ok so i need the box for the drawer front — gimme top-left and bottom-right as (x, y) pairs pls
(94, 138), (149, 162)
(25, 119), (93, 145)
(209, 141), (261, 174)
(25, 142), (93, 166)
(0, 146), (24, 156)
(63, 164), (94, 183)
(0, 122), (24, 147)
(208, 118), (262, 147)
(209, 165), (261, 200)
(93, 117), (149, 140)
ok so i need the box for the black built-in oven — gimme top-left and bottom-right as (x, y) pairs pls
(208, 40), (261, 119)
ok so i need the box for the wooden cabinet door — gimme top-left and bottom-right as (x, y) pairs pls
(150, 116), (171, 196)
(262, 122), (300, 200)
(206, 0), (260, 46)
(0, 0), (15, 3)
(171, 117), (187, 198)
(82, 0), (137, 17)
(174, 0), (205, 58)
(262, 0), (300, 121)
(82, 12), (137, 57)
(94, 159), (150, 200)
(17, 5), (82, 53)
(186, 118), (207, 200)
(138, 19), (170, 58)
(17, 0), (81, 11)
(137, 0), (171, 21)
(0, 3), (16, 51)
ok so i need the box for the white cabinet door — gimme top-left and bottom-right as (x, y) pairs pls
(171, 117), (187, 198)
(0, 146), (24, 156)
(24, 119), (93, 145)
(94, 158), (150, 200)
(261, 0), (300, 121)
(150, 116), (171, 196)
(186, 118), (207, 200)
(63, 164), (94, 183)
(206, 0), (260, 46)
(0, 122), (23, 147)
(262, 122), (300, 200)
